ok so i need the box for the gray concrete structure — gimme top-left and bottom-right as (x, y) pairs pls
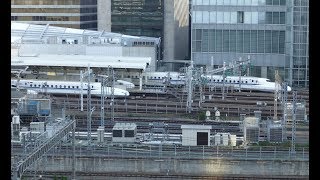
(112, 123), (137, 143)
(181, 125), (211, 146)
(28, 156), (309, 177)
(163, 0), (190, 71)
(97, 0), (111, 31)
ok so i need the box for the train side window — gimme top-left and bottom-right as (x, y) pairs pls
(252, 80), (254, 82)
(170, 77), (172, 80)
(91, 86), (93, 88)
(76, 86), (79, 89)
(72, 86), (74, 88)
(55, 85), (57, 88)
(30, 84), (32, 87)
(59, 85), (62, 88)
(229, 80), (232, 83)
(25, 83), (27, 85)
(213, 79), (216, 82)
(158, 77), (160, 79)
(245, 81), (248, 83)
(256, 80), (258, 83)
(233, 80), (236, 83)
(51, 85), (53, 87)
(237, 81), (239, 83)
(68, 86), (70, 88)
(64, 85), (66, 88)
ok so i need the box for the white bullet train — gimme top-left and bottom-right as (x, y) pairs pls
(128, 71), (291, 92)
(200, 74), (292, 92)
(11, 79), (130, 97)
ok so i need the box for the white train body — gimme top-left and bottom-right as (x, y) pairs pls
(116, 80), (135, 89)
(201, 75), (291, 92)
(127, 71), (291, 92)
(11, 79), (130, 97)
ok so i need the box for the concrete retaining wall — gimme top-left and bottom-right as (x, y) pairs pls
(38, 156), (308, 176)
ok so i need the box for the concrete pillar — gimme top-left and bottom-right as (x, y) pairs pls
(139, 77), (142, 91)
(261, 66), (268, 78)
(97, 126), (104, 143)
(97, 0), (111, 31)
(163, 0), (175, 71)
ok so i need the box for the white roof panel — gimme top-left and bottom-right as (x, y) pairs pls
(11, 22), (30, 31)
(11, 54), (151, 70)
(64, 28), (84, 34)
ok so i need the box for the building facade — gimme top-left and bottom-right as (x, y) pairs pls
(190, 0), (308, 88)
(98, 0), (190, 71)
(11, 0), (98, 30)
(286, 0), (309, 87)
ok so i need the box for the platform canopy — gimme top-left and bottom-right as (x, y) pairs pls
(11, 22), (160, 46)
(11, 54), (151, 71)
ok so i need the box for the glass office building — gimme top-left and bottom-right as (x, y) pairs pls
(111, 0), (164, 58)
(11, 0), (98, 30)
(191, 0), (308, 88)
(287, 0), (309, 87)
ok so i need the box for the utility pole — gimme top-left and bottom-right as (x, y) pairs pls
(82, 64), (93, 148)
(199, 67), (203, 108)
(291, 91), (297, 153)
(274, 70), (282, 120)
(222, 62), (226, 100)
(281, 82), (288, 142)
(80, 70), (84, 112)
(238, 57), (242, 92)
(111, 68), (115, 121)
(186, 61), (193, 113)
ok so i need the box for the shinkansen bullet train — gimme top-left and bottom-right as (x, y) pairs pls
(128, 72), (291, 92)
(11, 79), (130, 97)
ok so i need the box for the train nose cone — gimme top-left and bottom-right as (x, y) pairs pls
(287, 86), (292, 92)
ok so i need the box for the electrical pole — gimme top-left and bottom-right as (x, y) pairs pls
(111, 68), (115, 122)
(281, 82), (288, 142)
(238, 57), (242, 92)
(274, 70), (282, 120)
(291, 91), (297, 153)
(222, 62), (226, 100)
(80, 70), (83, 112)
(186, 62), (193, 113)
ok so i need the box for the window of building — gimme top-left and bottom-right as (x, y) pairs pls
(237, 11), (244, 23)
(113, 130), (122, 137)
(124, 130), (134, 137)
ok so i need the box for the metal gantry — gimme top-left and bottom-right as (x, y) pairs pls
(186, 57), (251, 113)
